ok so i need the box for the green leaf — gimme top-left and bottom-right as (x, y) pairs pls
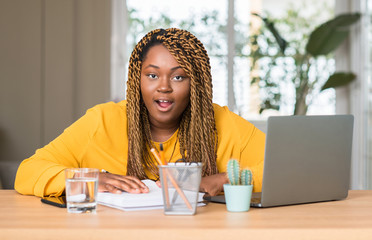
(252, 13), (287, 54)
(320, 72), (356, 91)
(251, 77), (260, 84)
(259, 100), (280, 114)
(306, 13), (361, 56)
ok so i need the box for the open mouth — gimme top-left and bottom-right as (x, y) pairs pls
(155, 99), (173, 110)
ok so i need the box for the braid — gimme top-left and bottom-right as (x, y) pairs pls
(126, 28), (218, 178)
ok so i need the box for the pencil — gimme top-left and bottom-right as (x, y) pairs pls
(151, 148), (170, 208)
(150, 148), (193, 210)
(151, 148), (164, 166)
(159, 144), (170, 207)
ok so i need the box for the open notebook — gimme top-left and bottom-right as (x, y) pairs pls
(97, 180), (205, 211)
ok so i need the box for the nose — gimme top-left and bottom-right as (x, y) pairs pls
(157, 77), (172, 93)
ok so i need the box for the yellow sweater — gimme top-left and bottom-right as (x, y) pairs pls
(15, 101), (265, 197)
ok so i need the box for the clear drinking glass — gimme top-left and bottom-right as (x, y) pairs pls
(65, 168), (99, 213)
(158, 163), (202, 215)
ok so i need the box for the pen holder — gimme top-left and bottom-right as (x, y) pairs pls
(158, 163), (202, 215)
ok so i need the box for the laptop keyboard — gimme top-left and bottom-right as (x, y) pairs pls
(251, 197), (261, 204)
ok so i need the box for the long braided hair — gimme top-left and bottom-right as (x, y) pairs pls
(126, 28), (218, 179)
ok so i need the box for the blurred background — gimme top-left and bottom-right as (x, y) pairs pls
(0, 0), (371, 190)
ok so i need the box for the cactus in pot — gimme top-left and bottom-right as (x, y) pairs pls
(224, 159), (254, 212)
(227, 159), (253, 185)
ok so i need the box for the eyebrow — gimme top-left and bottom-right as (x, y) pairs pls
(144, 64), (182, 71)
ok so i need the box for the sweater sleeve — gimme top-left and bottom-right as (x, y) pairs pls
(14, 106), (101, 197)
(214, 104), (266, 193)
(228, 110), (265, 192)
(239, 126), (265, 193)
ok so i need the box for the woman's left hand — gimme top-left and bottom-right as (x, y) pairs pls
(199, 173), (229, 196)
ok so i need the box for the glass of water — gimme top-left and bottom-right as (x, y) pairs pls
(65, 168), (99, 213)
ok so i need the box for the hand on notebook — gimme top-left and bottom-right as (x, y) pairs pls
(199, 173), (229, 196)
(98, 172), (149, 194)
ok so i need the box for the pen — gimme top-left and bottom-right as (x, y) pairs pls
(150, 148), (193, 210)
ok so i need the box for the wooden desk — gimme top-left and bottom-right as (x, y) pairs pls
(1, 190), (372, 240)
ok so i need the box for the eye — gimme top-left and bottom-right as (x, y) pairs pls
(147, 74), (158, 79)
(173, 75), (185, 81)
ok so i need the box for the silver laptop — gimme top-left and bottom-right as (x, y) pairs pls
(205, 115), (354, 207)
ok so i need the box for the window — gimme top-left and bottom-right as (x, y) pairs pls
(334, 0), (371, 190)
(111, 0), (336, 119)
(112, 0), (251, 116)
(125, 0), (231, 109)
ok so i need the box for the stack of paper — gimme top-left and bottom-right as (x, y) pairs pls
(97, 180), (205, 211)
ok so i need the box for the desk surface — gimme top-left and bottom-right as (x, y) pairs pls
(1, 190), (372, 240)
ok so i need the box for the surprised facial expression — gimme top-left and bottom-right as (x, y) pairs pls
(140, 44), (191, 128)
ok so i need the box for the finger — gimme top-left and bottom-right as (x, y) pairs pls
(120, 176), (149, 190)
(99, 183), (122, 194)
(203, 193), (211, 198)
(199, 182), (207, 193)
(108, 174), (146, 187)
(107, 178), (148, 193)
(99, 173), (149, 193)
(208, 190), (219, 196)
(98, 173), (119, 192)
(110, 175), (149, 192)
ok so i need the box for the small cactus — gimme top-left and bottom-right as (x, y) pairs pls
(227, 159), (253, 185)
(227, 159), (240, 185)
(240, 168), (252, 185)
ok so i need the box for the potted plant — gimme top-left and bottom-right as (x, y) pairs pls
(223, 159), (253, 212)
(250, 11), (361, 115)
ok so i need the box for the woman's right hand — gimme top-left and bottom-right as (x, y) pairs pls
(98, 172), (149, 194)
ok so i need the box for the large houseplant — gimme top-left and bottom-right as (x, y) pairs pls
(250, 11), (361, 115)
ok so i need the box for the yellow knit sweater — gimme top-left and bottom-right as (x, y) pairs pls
(15, 101), (265, 197)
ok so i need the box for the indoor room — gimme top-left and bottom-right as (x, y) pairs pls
(0, 0), (371, 239)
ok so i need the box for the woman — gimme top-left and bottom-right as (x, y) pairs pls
(15, 28), (265, 198)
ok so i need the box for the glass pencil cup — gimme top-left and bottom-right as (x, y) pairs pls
(158, 163), (202, 215)
(65, 168), (99, 213)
